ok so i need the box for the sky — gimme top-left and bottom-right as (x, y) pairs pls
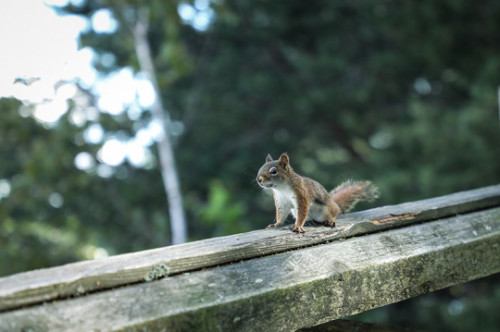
(0, 0), (93, 101)
(0, 0), (158, 171)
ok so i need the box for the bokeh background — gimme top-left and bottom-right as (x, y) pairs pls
(1, 0), (500, 330)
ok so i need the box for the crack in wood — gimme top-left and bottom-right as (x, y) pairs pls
(370, 212), (421, 224)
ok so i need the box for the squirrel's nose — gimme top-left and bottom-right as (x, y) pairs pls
(257, 176), (263, 184)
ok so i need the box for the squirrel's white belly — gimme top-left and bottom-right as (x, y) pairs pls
(293, 201), (328, 221)
(308, 203), (328, 221)
(273, 187), (328, 222)
(272, 187), (297, 219)
(307, 203), (326, 221)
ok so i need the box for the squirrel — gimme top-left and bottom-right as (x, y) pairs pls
(256, 153), (379, 233)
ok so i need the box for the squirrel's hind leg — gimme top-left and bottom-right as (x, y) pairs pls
(324, 199), (341, 227)
(325, 219), (336, 227)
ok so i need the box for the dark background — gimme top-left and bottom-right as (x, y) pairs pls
(1, 1), (499, 330)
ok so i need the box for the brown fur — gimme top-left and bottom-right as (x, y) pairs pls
(331, 180), (379, 213)
(257, 153), (379, 233)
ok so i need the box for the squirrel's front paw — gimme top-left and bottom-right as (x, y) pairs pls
(266, 222), (282, 229)
(290, 225), (305, 233)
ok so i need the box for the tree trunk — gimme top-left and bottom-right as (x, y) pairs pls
(132, 10), (187, 244)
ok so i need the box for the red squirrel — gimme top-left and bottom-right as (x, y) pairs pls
(257, 153), (379, 233)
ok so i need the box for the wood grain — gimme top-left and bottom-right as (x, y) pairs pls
(0, 184), (499, 312)
(1, 207), (499, 331)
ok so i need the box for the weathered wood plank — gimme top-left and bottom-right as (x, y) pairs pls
(1, 207), (499, 331)
(0, 184), (499, 312)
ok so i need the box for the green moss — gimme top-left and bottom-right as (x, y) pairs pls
(144, 264), (170, 282)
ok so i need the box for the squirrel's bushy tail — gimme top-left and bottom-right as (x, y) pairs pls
(330, 180), (379, 213)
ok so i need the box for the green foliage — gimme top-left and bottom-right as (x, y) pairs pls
(0, 99), (171, 275)
(195, 180), (249, 237)
(0, 99), (90, 274)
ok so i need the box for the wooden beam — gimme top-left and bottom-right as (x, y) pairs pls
(1, 207), (499, 331)
(0, 184), (499, 312)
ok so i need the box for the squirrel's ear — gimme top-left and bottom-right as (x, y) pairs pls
(278, 153), (289, 168)
(266, 154), (273, 163)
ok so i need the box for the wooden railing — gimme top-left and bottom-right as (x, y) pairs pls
(1, 184), (500, 331)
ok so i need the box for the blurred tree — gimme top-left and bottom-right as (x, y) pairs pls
(128, 3), (188, 244)
(195, 180), (249, 238)
(0, 96), (171, 276)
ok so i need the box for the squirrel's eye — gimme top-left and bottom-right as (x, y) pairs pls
(269, 167), (277, 175)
